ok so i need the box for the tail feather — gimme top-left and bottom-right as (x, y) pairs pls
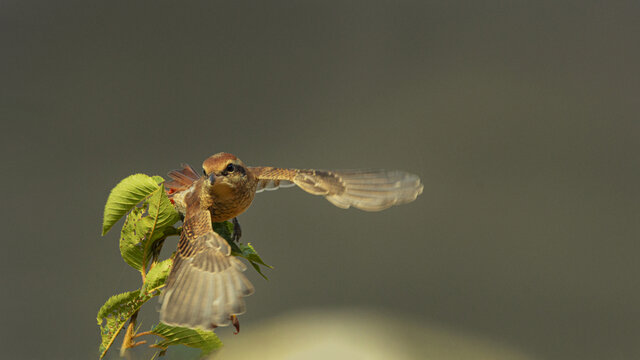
(160, 244), (255, 329)
(166, 163), (200, 193)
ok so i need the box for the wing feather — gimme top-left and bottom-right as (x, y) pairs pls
(251, 166), (423, 211)
(160, 191), (254, 329)
(255, 178), (296, 193)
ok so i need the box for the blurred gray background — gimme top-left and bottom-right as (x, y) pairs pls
(2, 1), (638, 359)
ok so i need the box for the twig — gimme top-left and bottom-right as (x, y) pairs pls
(120, 310), (139, 357)
(132, 331), (154, 339)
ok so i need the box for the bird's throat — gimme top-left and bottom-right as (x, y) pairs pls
(208, 183), (253, 222)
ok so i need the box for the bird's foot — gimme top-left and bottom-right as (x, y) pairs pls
(232, 217), (242, 242)
(231, 315), (240, 334)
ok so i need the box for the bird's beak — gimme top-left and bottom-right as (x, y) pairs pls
(208, 173), (216, 185)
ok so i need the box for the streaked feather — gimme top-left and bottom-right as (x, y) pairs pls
(251, 166), (423, 212)
(255, 179), (296, 193)
(160, 184), (254, 329)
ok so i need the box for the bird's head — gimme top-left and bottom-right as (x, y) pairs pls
(202, 153), (251, 195)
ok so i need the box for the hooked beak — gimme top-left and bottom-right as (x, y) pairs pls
(207, 172), (216, 185)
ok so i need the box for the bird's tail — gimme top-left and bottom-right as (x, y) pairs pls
(165, 163), (200, 198)
(159, 232), (255, 329)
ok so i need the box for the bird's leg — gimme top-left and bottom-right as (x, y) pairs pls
(231, 315), (240, 334)
(232, 217), (242, 242)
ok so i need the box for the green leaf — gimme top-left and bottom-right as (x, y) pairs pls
(143, 259), (173, 294)
(147, 183), (181, 232)
(102, 174), (164, 235)
(212, 220), (272, 279)
(119, 206), (146, 270)
(97, 290), (143, 359)
(151, 323), (223, 358)
(212, 221), (234, 242)
(232, 242), (273, 280)
(140, 184), (181, 267)
(239, 243), (272, 268)
(213, 221), (272, 279)
(118, 182), (180, 271)
(163, 225), (181, 237)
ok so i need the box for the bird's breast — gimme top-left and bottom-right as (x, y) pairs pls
(209, 186), (255, 222)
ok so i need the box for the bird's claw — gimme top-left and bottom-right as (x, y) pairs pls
(232, 217), (242, 242)
(231, 315), (240, 334)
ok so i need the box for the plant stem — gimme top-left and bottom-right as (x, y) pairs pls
(132, 331), (154, 339)
(120, 310), (139, 357)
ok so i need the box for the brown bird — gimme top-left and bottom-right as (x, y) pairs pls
(159, 152), (423, 330)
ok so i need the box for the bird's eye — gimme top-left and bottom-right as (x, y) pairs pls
(225, 163), (235, 172)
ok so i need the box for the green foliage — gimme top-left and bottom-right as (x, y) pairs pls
(119, 206), (146, 270)
(113, 175), (180, 271)
(97, 290), (144, 358)
(98, 173), (271, 359)
(231, 242), (273, 280)
(211, 221), (234, 241)
(151, 323), (223, 357)
(143, 259), (172, 294)
(213, 221), (273, 279)
(102, 174), (165, 235)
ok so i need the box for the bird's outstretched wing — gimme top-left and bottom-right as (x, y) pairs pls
(250, 167), (423, 212)
(160, 188), (254, 329)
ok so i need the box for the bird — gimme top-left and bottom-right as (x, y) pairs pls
(159, 152), (423, 331)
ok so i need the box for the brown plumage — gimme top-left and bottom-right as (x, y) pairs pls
(160, 152), (423, 330)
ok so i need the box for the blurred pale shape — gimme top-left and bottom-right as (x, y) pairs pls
(216, 309), (537, 360)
